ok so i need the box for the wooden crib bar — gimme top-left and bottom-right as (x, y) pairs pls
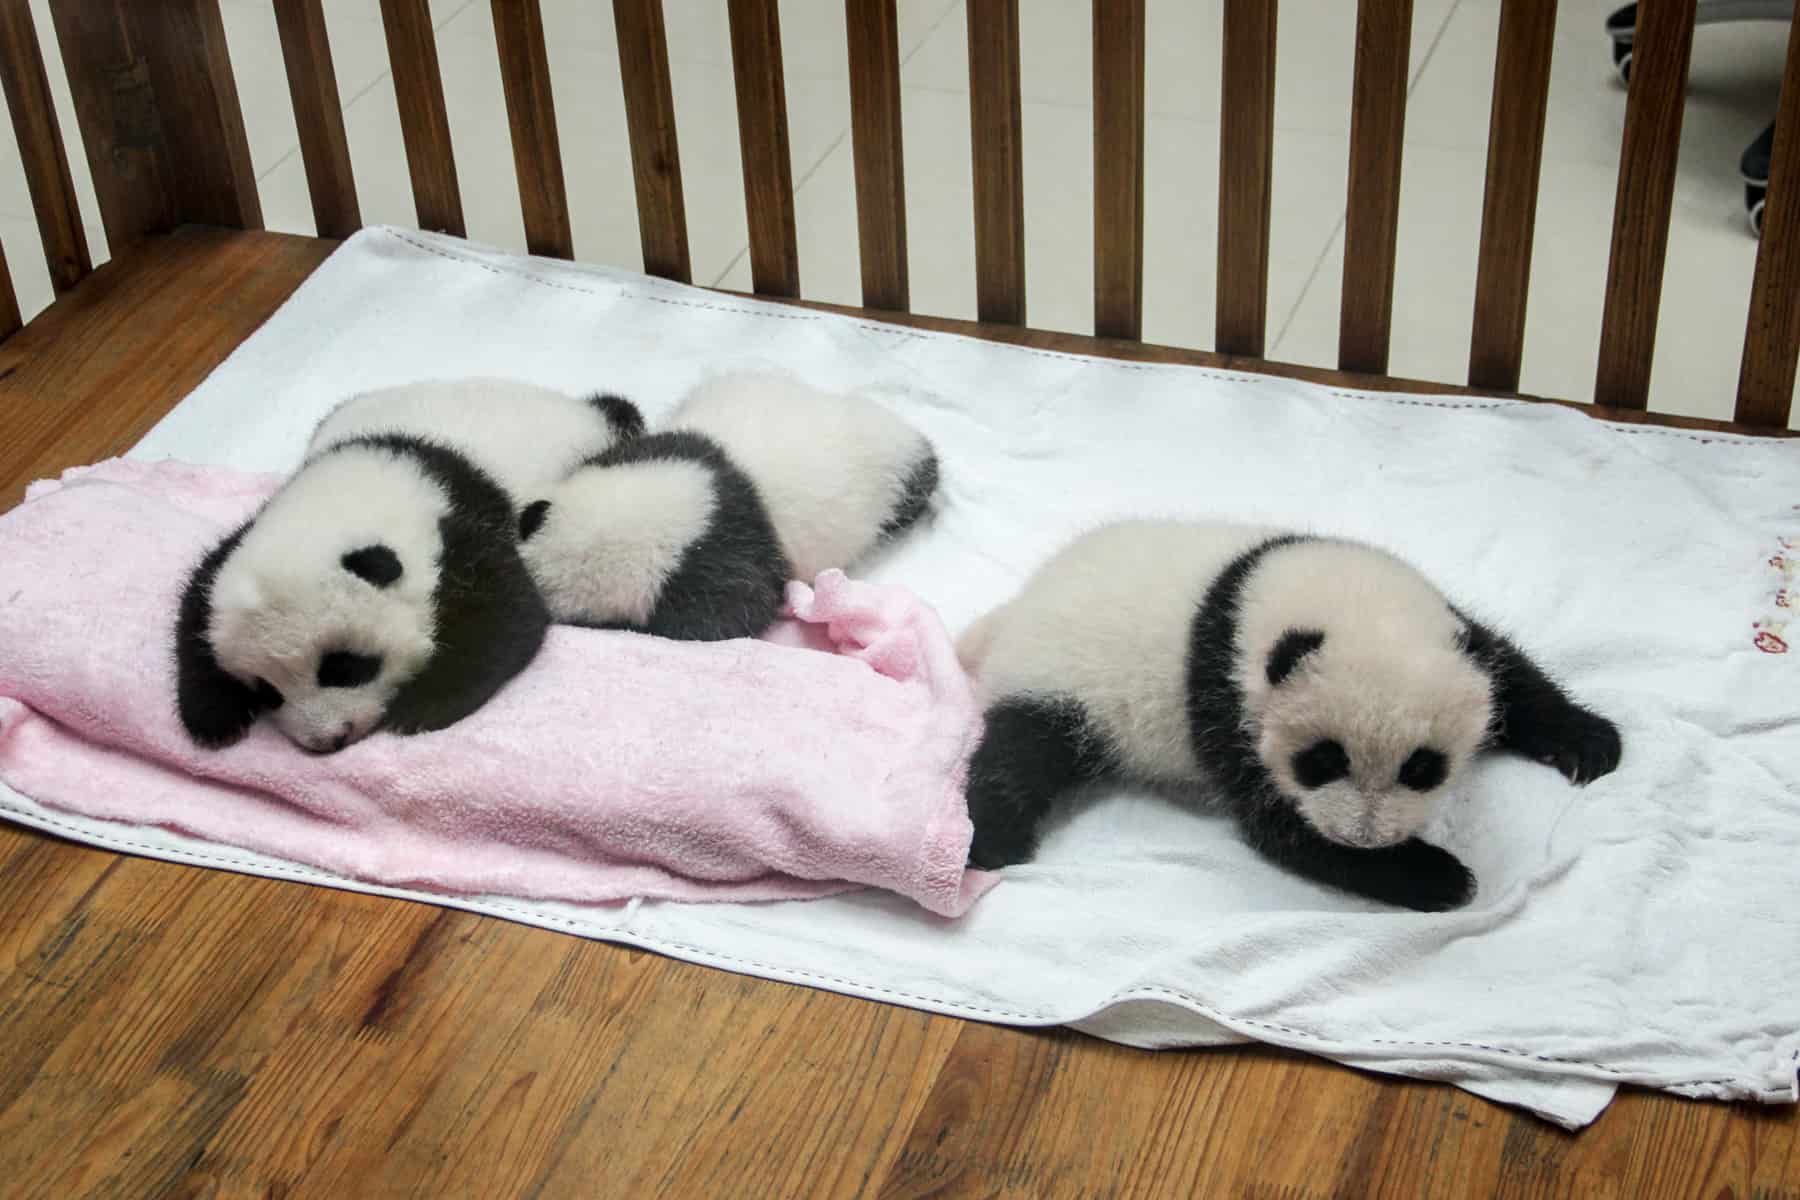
(0, 0), (88, 293)
(613, 0), (691, 284)
(1338, 0), (1413, 376)
(47, 0), (260, 248)
(0, 1), (1789, 430)
(494, 0), (573, 260)
(379, 0), (465, 238)
(1216, 0), (1277, 359)
(1735, 10), (1800, 428)
(727, 0), (799, 298)
(1467, 0), (1556, 393)
(967, 0), (1026, 326)
(273, 0), (360, 240)
(846, 0), (908, 312)
(1594, 0), (1695, 411)
(1093, 0), (1145, 341)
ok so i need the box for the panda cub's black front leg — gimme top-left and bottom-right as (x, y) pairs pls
(1458, 615), (1622, 785)
(965, 695), (1113, 870)
(1237, 800), (1477, 912)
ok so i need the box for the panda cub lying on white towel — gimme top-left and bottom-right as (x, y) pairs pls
(958, 521), (1623, 911)
(519, 372), (939, 641)
(176, 379), (639, 753)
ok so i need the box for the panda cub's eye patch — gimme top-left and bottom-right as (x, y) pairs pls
(317, 650), (383, 689)
(1398, 747), (1448, 791)
(341, 544), (403, 588)
(253, 677), (285, 709)
(1292, 739), (1350, 789)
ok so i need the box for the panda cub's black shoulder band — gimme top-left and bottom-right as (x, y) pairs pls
(1183, 534), (1312, 801)
(333, 434), (550, 735)
(582, 430), (791, 642)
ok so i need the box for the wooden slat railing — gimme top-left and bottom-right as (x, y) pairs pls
(727, 0), (799, 297)
(48, 0), (261, 246)
(0, 0), (88, 291)
(1215, 0), (1277, 357)
(379, 0), (465, 237)
(613, 0), (691, 283)
(967, 0), (1025, 325)
(0, 238), (19, 337)
(1467, 0), (1556, 392)
(1339, 0), (1414, 375)
(1593, 0), (1695, 410)
(1093, 0), (1145, 340)
(845, 0), (908, 312)
(494, 0), (572, 259)
(273, 0), (360, 240)
(1734, 11), (1800, 428)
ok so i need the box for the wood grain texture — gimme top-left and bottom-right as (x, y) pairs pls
(378, 0), (465, 237)
(1594, 0), (1696, 410)
(273, 0), (360, 240)
(0, 829), (1795, 1197)
(1216, 0), (1276, 357)
(726, 0), (799, 297)
(612, 0), (691, 283)
(47, 0), (261, 247)
(1735, 7), (1800, 428)
(845, 0), (908, 312)
(0, 228), (1795, 1196)
(492, 0), (572, 259)
(1092, 0), (1145, 340)
(1467, 0), (1556, 392)
(0, 236), (20, 337)
(0, 229), (333, 511)
(1338, 0), (1414, 375)
(966, 0), (1025, 325)
(0, 0), (89, 292)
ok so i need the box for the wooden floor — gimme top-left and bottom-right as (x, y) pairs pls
(1, 229), (1797, 1199)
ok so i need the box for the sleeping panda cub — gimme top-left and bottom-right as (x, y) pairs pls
(176, 379), (644, 753)
(519, 371), (940, 641)
(958, 521), (1623, 911)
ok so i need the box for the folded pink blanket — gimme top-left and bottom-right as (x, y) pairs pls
(0, 459), (994, 916)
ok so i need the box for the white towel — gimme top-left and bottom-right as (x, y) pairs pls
(5, 225), (1795, 1129)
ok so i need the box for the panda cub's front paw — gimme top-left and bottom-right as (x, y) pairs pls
(966, 812), (1040, 870)
(1377, 839), (1477, 912)
(1515, 703), (1623, 786)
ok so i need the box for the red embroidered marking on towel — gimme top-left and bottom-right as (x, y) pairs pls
(1754, 532), (1796, 653)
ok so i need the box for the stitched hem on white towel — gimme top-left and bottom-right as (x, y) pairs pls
(4, 788), (1794, 1107)
(369, 226), (1781, 450)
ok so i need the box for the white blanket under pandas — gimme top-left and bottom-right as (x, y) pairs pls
(5, 226), (1797, 1129)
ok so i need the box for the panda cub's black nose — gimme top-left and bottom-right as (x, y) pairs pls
(330, 723), (353, 752)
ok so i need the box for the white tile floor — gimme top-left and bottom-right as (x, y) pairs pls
(0, 0), (1792, 427)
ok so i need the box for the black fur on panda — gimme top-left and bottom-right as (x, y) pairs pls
(518, 430), (791, 643)
(958, 521), (1623, 912)
(176, 433), (549, 753)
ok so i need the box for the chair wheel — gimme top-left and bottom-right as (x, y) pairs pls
(1747, 186), (1767, 238)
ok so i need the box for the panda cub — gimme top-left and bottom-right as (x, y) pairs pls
(176, 379), (642, 754)
(519, 371), (940, 642)
(958, 520), (1623, 911)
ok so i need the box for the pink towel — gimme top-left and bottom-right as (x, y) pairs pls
(0, 459), (995, 917)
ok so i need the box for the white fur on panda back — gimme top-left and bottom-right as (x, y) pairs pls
(521, 458), (717, 626)
(671, 372), (931, 579)
(308, 378), (619, 503)
(964, 521), (1274, 781)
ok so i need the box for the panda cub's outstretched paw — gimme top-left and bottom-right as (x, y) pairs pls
(1376, 839), (1477, 912)
(966, 817), (1039, 871)
(1516, 704), (1623, 786)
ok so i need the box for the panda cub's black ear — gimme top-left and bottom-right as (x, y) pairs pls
(588, 393), (646, 443)
(341, 544), (403, 587)
(1267, 629), (1326, 686)
(519, 500), (551, 542)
